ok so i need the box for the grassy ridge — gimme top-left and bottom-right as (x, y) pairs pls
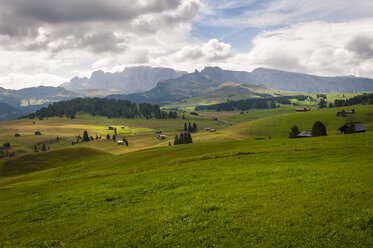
(0, 133), (372, 247)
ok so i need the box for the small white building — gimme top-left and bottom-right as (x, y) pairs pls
(117, 140), (124, 145)
(156, 135), (166, 140)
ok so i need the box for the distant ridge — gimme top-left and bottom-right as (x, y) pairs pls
(0, 102), (24, 121)
(60, 66), (187, 93)
(109, 66), (373, 105)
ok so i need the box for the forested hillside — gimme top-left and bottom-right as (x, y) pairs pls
(25, 98), (177, 119)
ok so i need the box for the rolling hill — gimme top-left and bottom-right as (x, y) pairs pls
(0, 103), (24, 121)
(0, 86), (123, 118)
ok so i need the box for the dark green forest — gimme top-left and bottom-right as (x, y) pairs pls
(24, 98), (177, 119)
(195, 97), (292, 111)
(333, 93), (373, 107)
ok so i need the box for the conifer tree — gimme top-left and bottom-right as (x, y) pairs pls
(311, 121), (327, 137)
(289, 125), (300, 138)
(174, 135), (179, 145)
(106, 134), (110, 140)
(83, 130), (90, 141)
(112, 135), (116, 141)
(192, 123), (198, 132)
(188, 122), (192, 132)
(184, 123), (187, 131)
(42, 144), (47, 151)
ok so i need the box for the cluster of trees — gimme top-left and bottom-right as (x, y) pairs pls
(317, 94), (327, 99)
(184, 122), (198, 132)
(289, 121), (327, 138)
(174, 132), (193, 145)
(1, 144), (14, 158)
(195, 97), (292, 111)
(24, 98), (178, 120)
(333, 93), (373, 107)
(34, 144), (49, 152)
(121, 137), (129, 146)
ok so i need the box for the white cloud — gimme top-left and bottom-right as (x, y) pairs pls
(0, 0), (202, 89)
(226, 18), (373, 77)
(1, 0), (373, 89)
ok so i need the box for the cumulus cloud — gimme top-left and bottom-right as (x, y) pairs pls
(0, 0), (201, 88)
(226, 18), (373, 77)
(1, 0), (373, 89)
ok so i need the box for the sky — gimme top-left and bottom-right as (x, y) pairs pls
(1, 0), (373, 89)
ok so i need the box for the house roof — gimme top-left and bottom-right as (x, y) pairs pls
(298, 131), (312, 137)
(338, 122), (368, 132)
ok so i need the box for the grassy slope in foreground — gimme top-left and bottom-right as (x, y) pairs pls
(0, 132), (372, 247)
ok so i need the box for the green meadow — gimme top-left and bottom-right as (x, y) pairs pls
(0, 102), (372, 247)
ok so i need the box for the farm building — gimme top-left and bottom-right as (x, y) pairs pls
(108, 126), (114, 130)
(205, 128), (211, 131)
(35, 131), (41, 135)
(296, 108), (310, 112)
(210, 129), (216, 132)
(297, 131), (312, 138)
(14, 133), (20, 137)
(338, 122), (367, 134)
(117, 140), (124, 145)
(156, 135), (166, 140)
(336, 112), (346, 117)
(345, 110), (355, 114)
(121, 126), (125, 129)
(155, 131), (162, 134)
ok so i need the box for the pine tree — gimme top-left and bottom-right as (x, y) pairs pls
(289, 125), (300, 138)
(42, 144), (47, 151)
(311, 121), (327, 137)
(168, 141), (171, 146)
(125, 140), (129, 146)
(107, 134), (110, 140)
(188, 122), (192, 132)
(174, 135), (179, 145)
(112, 135), (116, 141)
(114, 128), (117, 135)
(192, 123), (198, 132)
(179, 133), (185, 144)
(182, 115), (185, 120)
(184, 123), (187, 131)
(83, 130), (90, 141)
(186, 132), (193, 143)
(56, 136), (60, 142)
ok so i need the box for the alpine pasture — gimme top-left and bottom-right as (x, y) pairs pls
(0, 102), (372, 247)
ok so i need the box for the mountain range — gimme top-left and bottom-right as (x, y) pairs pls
(1, 66), (373, 120)
(109, 67), (373, 104)
(60, 66), (187, 92)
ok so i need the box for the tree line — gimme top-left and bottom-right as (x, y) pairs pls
(195, 97), (293, 111)
(23, 98), (178, 120)
(333, 93), (373, 107)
